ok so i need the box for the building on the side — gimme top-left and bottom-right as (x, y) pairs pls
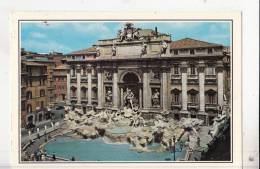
(64, 23), (230, 125)
(50, 52), (65, 67)
(21, 61), (48, 127)
(26, 57), (56, 106)
(53, 64), (68, 102)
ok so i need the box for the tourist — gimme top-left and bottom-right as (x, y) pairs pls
(41, 154), (46, 161)
(71, 156), (75, 161)
(197, 137), (201, 147)
(52, 154), (56, 161)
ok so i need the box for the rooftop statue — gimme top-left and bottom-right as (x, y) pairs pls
(117, 23), (141, 42)
(140, 43), (147, 56)
(112, 45), (116, 56)
(161, 40), (168, 54)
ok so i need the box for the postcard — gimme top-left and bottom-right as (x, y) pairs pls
(10, 11), (242, 169)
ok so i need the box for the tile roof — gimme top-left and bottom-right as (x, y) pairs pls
(68, 47), (96, 55)
(54, 64), (69, 70)
(138, 29), (155, 37)
(23, 61), (46, 67)
(170, 38), (222, 49)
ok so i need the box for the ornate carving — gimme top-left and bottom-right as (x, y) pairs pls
(96, 47), (100, 57)
(140, 43), (147, 56)
(180, 61), (188, 73)
(216, 61), (224, 72)
(124, 88), (135, 109)
(161, 40), (168, 54)
(76, 64), (81, 73)
(117, 23), (141, 42)
(198, 61), (205, 73)
(152, 88), (160, 107)
(112, 45), (116, 56)
(104, 71), (112, 81)
(105, 87), (112, 103)
(152, 70), (160, 80)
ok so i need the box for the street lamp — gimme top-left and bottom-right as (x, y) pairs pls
(173, 135), (176, 161)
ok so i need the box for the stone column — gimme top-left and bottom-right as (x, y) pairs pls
(198, 61), (205, 112)
(217, 61), (224, 107)
(66, 68), (71, 104)
(87, 65), (92, 106)
(120, 87), (124, 107)
(112, 69), (118, 109)
(139, 87), (143, 108)
(180, 62), (188, 112)
(161, 69), (168, 111)
(76, 65), (81, 105)
(97, 68), (103, 108)
(142, 68), (151, 109)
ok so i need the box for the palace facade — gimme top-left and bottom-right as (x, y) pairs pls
(21, 61), (48, 127)
(53, 64), (68, 102)
(21, 51), (67, 127)
(65, 23), (230, 125)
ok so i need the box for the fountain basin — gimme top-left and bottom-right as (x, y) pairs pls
(44, 136), (183, 161)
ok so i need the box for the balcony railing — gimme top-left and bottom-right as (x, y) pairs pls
(171, 102), (182, 109)
(187, 75), (198, 84)
(187, 102), (199, 109)
(188, 74), (198, 79)
(205, 103), (218, 110)
(71, 96), (77, 100)
(205, 75), (217, 84)
(171, 74), (181, 79)
(205, 74), (216, 79)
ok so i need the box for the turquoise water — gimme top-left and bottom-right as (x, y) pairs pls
(44, 137), (182, 161)
(107, 127), (131, 134)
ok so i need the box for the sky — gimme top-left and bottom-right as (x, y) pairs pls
(21, 21), (231, 54)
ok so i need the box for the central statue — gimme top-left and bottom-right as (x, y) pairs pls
(124, 88), (135, 109)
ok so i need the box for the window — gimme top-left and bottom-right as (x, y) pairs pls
(196, 48), (206, 53)
(190, 49), (195, 55)
(171, 89), (181, 104)
(72, 68), (76, 77)
(179, 49), (188, 54)
(27, 104), (32, 113)
(26, 91), (32, 99)
(190, 66), (196, 75)
(83, 67), (87, 76)
(40, 101), (44, 108)
(21, 101), (26, 111)
(173, 50), (178, 55)
(40, 89), (45, 97)
(208, 94), (216, 104)
(206, 90), (217, 104)
(189, 94), (197, 103)
(173, 93), (180, 103)
(206, 67), (215, 75)
(208, 48), (213, 54)
(188, 90), (198, 103)
(174, 67), (179, 75)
